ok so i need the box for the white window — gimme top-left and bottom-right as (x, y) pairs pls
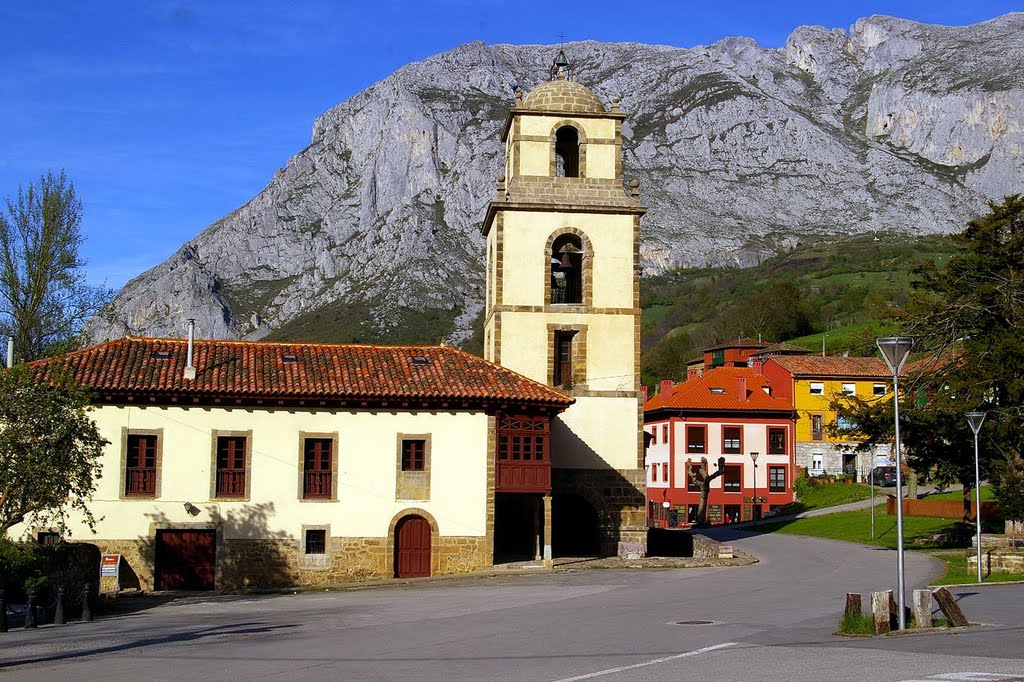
(842, 383), (856, 395)
(873, 383), (886, 396)
(809, 382), (824, 396)
(811, 453), (824, 473)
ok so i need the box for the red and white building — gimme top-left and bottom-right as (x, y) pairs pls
(644, 364), (796, 527)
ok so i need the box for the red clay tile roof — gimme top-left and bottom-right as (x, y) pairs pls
(644, 367), (792, 413)
(764, 355), (890, 379)
(27, 337), (574, 410)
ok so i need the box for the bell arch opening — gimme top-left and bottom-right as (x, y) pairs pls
(554, 126), (580, 178)
(550, 233), (583, 304)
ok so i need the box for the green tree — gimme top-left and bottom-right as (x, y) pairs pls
(835, 196), (1024, 517)
(993, 452), (1024, 538)
(0, 365), (107, 536)
(0, 170), (111, 362)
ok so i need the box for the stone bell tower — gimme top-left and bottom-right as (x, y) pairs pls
(482, 50), (647, 557)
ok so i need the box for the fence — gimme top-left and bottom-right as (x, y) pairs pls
(886, 497), (1001, 520)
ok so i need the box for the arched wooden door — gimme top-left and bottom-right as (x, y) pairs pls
(395, 515), (432, 578)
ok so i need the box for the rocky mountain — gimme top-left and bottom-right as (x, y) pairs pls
(90, 13), (1024, 346)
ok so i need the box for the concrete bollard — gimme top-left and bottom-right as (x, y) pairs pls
(81, 583), (93, 622)
(53, 586), (66, 625)
(871, 590), (892, 634)
(912, 589), (932, 628)
(24, 588), (37, 629)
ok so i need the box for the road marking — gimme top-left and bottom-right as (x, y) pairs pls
(899, 674), (1024, 682)
(553, 642), (738, 681)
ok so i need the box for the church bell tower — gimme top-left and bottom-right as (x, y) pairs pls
(482, 51), (647, 557)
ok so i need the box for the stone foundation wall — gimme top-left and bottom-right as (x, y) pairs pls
(86, 533), (490, 591)
(795, 442), (867, 479)
(553, 467), (647, 557)
(691, 534), (722, 560)
(968, 548), (1024, 574)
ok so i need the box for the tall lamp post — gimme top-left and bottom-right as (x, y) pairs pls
(966, 411), (986, 583)
(877, 336), (913, 630)
(751, 452), (760, 521)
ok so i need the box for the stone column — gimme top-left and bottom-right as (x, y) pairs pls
(543, 494), (553, 568)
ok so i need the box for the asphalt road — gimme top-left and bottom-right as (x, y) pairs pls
(2, 530), (1022, 681)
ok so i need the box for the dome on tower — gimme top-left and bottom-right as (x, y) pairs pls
(523, 78), (606, 114)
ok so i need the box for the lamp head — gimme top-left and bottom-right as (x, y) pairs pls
(876, 337), (914, 374)
(966, 411), (986, 435)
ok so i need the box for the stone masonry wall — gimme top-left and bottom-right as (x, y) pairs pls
(553, 467), (647, 557)
(85, 534), (490, 591)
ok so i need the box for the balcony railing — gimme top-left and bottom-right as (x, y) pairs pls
(216, 470), (246, 498)
(303, 471), (332, 499)
(125, 467), (156, 496)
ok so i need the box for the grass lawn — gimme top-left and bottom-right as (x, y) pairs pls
(925, 485), (995, 502)
(928, 550), (1024, 586)
(787, 480), (874, 514)
(755, 510), (957, 549)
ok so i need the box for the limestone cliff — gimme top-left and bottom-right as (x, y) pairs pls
(90, 13), (1024, 345)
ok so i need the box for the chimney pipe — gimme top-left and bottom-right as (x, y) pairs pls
(737, 376), (747, 401)
(184, 319), (197, 380)
(5, 336), (13, 368)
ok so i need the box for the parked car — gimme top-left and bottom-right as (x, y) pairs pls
(869, 466), (902, 487)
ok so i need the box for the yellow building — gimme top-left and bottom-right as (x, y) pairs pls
(760, 355), (892, 479)
(482, 52), (647, 557)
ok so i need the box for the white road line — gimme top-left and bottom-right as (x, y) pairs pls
(552, 642), (738, 681)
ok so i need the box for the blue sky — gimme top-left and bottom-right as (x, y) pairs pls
(2, 1), (1019, 289)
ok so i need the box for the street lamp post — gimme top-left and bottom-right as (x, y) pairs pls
(877, 336), (913, 630)
(967, 411), (986, 583)
(751, 451), (760, 521)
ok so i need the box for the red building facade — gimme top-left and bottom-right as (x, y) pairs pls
(644, 364), (796, 528)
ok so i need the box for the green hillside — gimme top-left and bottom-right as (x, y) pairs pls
(640, 232), (956, 387)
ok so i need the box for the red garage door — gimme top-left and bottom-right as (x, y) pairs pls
(395, 516), (431, 578)
(155, 529), (216, 590)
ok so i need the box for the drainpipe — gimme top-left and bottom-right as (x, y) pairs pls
(184, 320), (197, 380)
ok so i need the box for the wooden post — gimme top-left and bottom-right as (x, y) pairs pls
(844, 593), (862, 618)
(871, 590), (892, 634)
(932, 587), (969, 627)
(912, 589), (932, 628)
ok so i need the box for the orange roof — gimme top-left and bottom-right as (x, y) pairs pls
(27, 337), (574, 410)
(765, 355), (890, 379)
(645, 367), (792, 413)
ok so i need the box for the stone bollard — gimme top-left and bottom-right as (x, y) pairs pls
(912, 589), (932, 628)
(24, 588), (38, 629)
(932, 586), (969, 627)
(844, 593), (862, 618)
(81, 583), (93, 622)
(53, 586), (66, 625)
(0, 588), (7, 632)
(871, 590), (893, 634)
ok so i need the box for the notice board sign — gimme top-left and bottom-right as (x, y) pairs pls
(708, 505), (723, 524)
(100, 554), (121, 578)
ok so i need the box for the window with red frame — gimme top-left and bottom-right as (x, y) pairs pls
(661, 424), (668, 443)
(769, 465), (787, 493)
(768, 427), (787, 455)
(722, 426), (742, 454)
(686, 426), (706, 454)
(723, 464), (742, 492)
